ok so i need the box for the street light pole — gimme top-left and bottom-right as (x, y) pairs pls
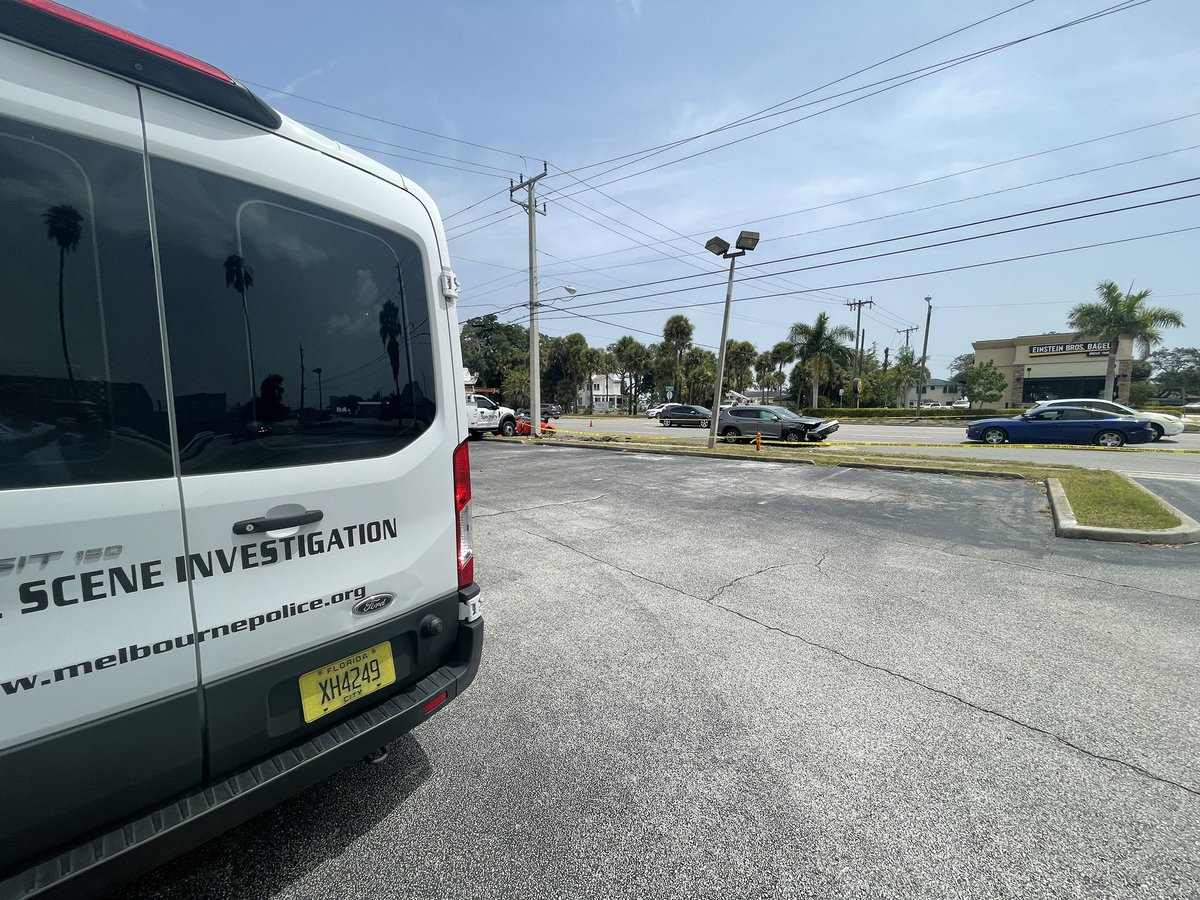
(704, 231), (760, 449)
(311, 367), (323, 412)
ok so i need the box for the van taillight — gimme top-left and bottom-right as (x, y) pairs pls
(453, 439), (474, 588)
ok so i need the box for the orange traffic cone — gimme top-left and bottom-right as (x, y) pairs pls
(756, 432), (762, 452)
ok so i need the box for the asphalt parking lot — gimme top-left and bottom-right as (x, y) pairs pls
(120, 444), (1200, 900)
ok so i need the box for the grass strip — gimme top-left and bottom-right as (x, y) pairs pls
(1055, 470), (1181, 529)
(522, 435), (1188, 531)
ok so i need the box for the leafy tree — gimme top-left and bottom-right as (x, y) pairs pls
(501, 365), (529, 409)
(948, 352), (975, 386)
(662, 315), (694, 401)
(1148, 347), (1200, 398)
(461, 315), (527, 392)
(1067, 281), (1184, 401)
(724, 339), (758, 394)
(543, 333), (593, 409)
(959, 361), (1007, 408)
(1128, 380), (1154, 407)
(787, 312), (855, 407)
(754, 351), (776, 399)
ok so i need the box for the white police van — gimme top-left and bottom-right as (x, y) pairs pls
(0, 2), (482, 896)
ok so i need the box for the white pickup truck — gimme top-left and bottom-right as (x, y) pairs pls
(466, 393), (517, 437)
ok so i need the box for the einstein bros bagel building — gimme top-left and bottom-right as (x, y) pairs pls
(972, 333), (1134, 407)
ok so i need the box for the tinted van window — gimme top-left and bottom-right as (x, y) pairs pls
(0, 116), (171, 489)
(151, 158), (436, 475)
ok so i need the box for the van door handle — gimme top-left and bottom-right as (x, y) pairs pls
(232, 509), (323, 535)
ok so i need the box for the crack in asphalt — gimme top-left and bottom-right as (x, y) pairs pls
(814, 551), (830, 579)
(475, 494), (605, 518)
(525, 527), (1200, 801)
(708, 563), (791, 603)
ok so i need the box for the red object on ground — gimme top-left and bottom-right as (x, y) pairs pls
(515, 415), (556, 436)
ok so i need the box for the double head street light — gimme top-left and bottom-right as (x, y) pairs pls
(529, 283), (575, 436)
(704, 230), (759, 449)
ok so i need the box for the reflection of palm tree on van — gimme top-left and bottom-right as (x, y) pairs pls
(224, 254), (257, 401)
(378, 299), (401, 398)
(43, 205), (83, 400)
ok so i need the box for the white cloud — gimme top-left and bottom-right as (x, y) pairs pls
(614, 0), (644, 26)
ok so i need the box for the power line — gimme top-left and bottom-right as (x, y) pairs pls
(528, 112), (1199, 271)
(549, 177), (1200, 306)
(541, 1), (1151, 201)
(243, 79), (535, 162)
(553, 0), (1045, 180)
(536, 224), (1200, 324)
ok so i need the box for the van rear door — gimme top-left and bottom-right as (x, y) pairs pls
(0, 46), (200, 868)
(142, 97), (460, 775)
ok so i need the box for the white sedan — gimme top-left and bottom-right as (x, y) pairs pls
(1030, 398), (1184, 440)
(645, 403), (669, 418)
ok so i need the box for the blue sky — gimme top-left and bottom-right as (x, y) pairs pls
(69, 0), (1200, 377)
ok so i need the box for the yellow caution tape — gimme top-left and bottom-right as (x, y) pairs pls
(528, 426), (1200, 454)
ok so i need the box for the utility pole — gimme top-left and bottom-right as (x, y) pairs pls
(846, 298), (874, 407)
(510, 164), (548, 435)
(916, 295), (933, 409)
(896, 325), (917, 350)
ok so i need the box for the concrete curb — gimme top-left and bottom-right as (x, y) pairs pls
(1045, 476), (1200, 544)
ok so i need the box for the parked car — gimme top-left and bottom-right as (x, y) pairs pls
(540, 402), (563, 419)
(658, 404), (713, 427)
(717, 405), (839, 443)
(920, 401), (945, 409)
(965, 407), (1155, 447)
(645, 403), (669, 418)
(1029, 398), (1183, 440)
(951, 398), (971, 409)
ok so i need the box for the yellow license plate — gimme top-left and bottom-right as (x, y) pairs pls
(299, 641), (397, 723)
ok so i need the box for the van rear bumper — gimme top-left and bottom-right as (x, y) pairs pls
(0, 592), (483, 900)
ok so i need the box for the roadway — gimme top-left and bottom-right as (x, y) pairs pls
(552, 416), (1200, 480)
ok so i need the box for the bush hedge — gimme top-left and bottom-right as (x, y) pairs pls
(792, 406), (1020, 419)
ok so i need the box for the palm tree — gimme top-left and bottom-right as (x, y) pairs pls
(662, 315), (693, 401)
(43, 205), (84, 397)
(224, 254), (256, 398)
(725, 339), (758, 394)
(788, 312), (855, 408)
(754, 350), (775, 399)
(770, 340), (796, 401)
(1067, 280), (1184, 401)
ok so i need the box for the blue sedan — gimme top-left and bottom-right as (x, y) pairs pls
(966, 406), (1155, 447)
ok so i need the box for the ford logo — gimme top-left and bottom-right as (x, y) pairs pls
(352, 593), (395, 616)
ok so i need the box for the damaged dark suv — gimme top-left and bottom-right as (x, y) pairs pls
(717, 405), (839, 443)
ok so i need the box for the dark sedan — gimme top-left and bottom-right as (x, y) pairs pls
(658, 404), (713, 427)
(717, 405), (839, 442)
(966, 406), (1155, 447)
